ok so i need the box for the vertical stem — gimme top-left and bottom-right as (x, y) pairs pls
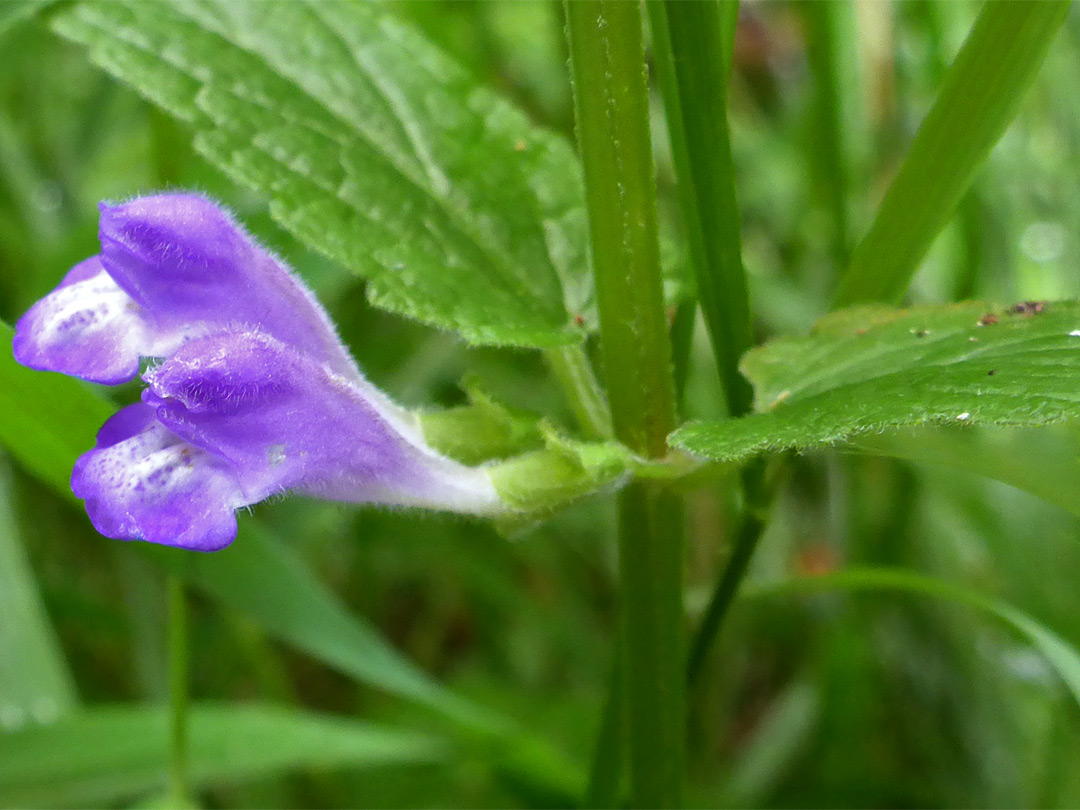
(686, 463), (769, 684)
(616, 482), (685, 805)
(648, 0), (753, 418)
(167, 574), (191, 804)
(585, 645), (625, 808)
(566, 0), (677, 457)
(670, 300), (697, 407)
(565, 2), (683, 805)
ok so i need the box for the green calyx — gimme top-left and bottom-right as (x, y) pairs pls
(418, 390), (701, 515)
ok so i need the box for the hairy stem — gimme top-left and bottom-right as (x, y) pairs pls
(566, 1), (683, 804)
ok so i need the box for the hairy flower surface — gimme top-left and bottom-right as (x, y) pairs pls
(15, 193), (501, 550)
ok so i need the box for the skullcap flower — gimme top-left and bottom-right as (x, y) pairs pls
(14, 193), (502, 551)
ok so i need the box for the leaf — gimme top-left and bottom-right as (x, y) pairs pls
(834, 1), (1069, 305)
(672, 301), (1080, 463)
(144, 528), (503, 735)
(51, 0), (593, 347)
(648, 0), (753, 416)
(0, 703), (446, 808)
(0, 458), (78, 729)
(0, 0), (53, 37)
(848, 425), (1080, 520)
(743, 568), (1080, 709)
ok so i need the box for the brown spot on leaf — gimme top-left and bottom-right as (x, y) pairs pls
(1009, 300), (1045, 317)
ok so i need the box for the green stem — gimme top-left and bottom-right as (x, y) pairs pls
(670, 300), (696, 409)
(167, 574), (191, 804)
(616, 481), (685, 806)
(648, 0), (752, 418)
(565, 0), (677, 458)
(565, 2), (682, 805)
(544, 345), (613, 440)
(585, 645), (625, 808)
(686, 459), (777, 685)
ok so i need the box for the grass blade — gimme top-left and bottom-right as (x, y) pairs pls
(0, 703), (447, 808)
(0, 458), (77, 729)
(648, 0), (753, 417)
(743, 567), (1080, 708)
(834, 1), (1069, 306)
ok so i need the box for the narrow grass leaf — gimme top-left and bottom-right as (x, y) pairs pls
(144, 528), (502, 735)
(52, 0), (592, 347)
(0, 458), (77, 729)
(834, 1), (1069, 306)
(743, 568), (1080, 708)
(648, 0), (753, 416)
(673, 301), (1080, 462)
(0, 703), (447, 808)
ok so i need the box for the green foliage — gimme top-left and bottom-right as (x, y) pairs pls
(0, 0), (52, 37)
(419, 392), (545, 466)
(0, 704), (446, 807)
(835, 1), (1070, 305)
(851, 425), (1080, 520)
(4, 1), (1080, 807)
(0, 460), (77, 726)
(51, 0), (592, 348)
(648, 0), (752, 417)
(149, 529), (495, 733)
(746, 567), (1080, 708)
(0, 324), (112, 495)
(674, 301), (1080, 462)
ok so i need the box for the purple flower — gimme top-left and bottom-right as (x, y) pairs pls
(14, 193), (501, 551)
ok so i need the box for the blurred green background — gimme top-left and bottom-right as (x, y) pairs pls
(2, 1), (1080, 807)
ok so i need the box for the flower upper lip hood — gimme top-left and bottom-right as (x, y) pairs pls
(14, 192), (504, 551)
(15, 193), (359, 384)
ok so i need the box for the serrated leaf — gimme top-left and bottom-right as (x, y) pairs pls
(52, 0), (592, 347)
(672, 301), (1080, 462)
(0, 703), (446, 808)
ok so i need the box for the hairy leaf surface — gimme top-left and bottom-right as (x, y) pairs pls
(674, 301), (1080, 461)
(53, 0), (592, 347)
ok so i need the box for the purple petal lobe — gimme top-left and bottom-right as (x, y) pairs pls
(12, 257), (162, 384)
(71, 404), (242, 551)
(98, 194), (358, 377)
(143, 329), (501, 514)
